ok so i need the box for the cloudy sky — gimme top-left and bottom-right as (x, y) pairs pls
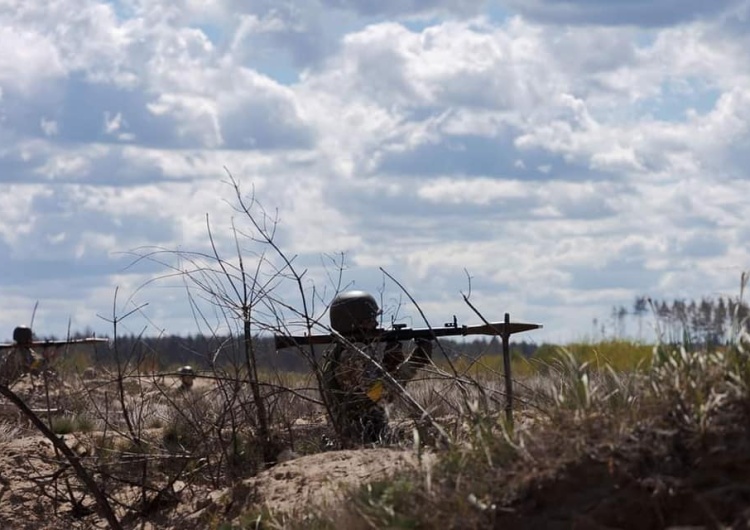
(2, 0), (750, 345)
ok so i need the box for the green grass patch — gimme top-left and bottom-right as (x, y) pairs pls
(534, 340), (653, 372)
(444, 340), (653, 378)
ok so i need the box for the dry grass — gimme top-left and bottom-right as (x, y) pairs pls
(0, 420), (22, 443)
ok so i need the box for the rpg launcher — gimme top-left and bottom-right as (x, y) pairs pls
(274, 316), (542, 350)
(0, 326), (109, 351)
(0, 337), (110, 351)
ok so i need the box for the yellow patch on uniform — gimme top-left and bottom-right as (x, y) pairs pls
(366, 380), (384, 402)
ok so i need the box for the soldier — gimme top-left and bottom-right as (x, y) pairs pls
(177, 365), (196, 391)
(322, 291), (433, 445)
(0, 326), (43, 385)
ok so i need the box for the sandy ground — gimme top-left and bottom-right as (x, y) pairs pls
(192, 447), (435, 525)
(0, 431), (429, 529)
(0, 374), (432, 529)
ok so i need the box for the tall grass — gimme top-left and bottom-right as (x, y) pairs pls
(444, 339), (652, 380)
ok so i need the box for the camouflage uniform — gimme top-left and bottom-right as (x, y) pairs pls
(322, 338), (432, 444)
(321, 291), (433, 445)
(0, 346), (33, 385)
(0, 327), (44, 385)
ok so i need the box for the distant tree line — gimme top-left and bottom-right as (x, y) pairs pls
(606, 296), (750, 346)
(64, 333), (540, 373)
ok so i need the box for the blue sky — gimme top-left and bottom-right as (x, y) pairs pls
(2, 0), (750, 344)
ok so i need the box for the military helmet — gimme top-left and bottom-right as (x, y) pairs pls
(13, 326), (33, 345)
(178, 365), (195, 376)
(329, 291), (380, 333)
(178, 365), (195, 388)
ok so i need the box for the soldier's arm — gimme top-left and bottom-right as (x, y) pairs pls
(382, 341), (403, 373)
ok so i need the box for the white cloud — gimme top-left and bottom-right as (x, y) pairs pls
(40, 118), (59, 137)
(321, 0), (488, 18)
(0, 26), (65, 93)
(147, 93), (223, 148)
(103, 111), (124, 135)
(418, 177), (529, 204)
(502, 0), (742, 27)
(2, 0), (750, 344)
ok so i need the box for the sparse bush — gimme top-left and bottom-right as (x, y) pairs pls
(50, 413), (95, 434)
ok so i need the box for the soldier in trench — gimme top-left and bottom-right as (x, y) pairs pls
(0, 326), (46, 385)
(321, 291), (433, 445)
